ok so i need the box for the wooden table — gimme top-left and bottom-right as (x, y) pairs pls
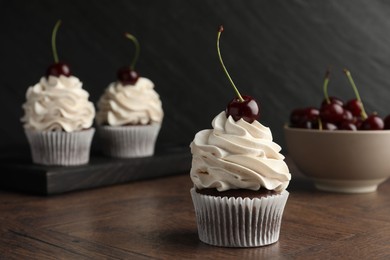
(1, 168), (390, 259)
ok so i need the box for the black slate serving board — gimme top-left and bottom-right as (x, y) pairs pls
(0, 146), (191, 196)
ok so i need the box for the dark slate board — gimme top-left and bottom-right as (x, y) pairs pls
(0, 146), (191, 196)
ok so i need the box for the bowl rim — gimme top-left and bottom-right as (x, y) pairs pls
(284, 124), (390, 135)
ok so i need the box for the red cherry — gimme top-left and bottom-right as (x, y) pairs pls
(354, 117), (364, 129)
(118, 33), (141, 85)
(321, 96), (344, 107)
(320, 103), (345, 124)
(46, 62), (71, 77)
(117, 67), (139, 85)
(360, 114), (384, 130)
(290, 107), (319, 128)
(322, 122), (338, 130)
(344, 99), (363, 117)
(226, 95), (260, 123)
(341, 109), (353, 122)
(339, 112), (361, 130)
(216, 26), (260, 123)
(339, 121), (358, 131)
(384, 114), (390, 129)
(46, 21), (70, 78)
(343, 69), (368, 120)
(302, 107), (320, 122)
(297, 120), (319, 129)
(290, 108), (304, 126)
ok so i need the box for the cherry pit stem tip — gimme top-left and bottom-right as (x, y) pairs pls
(217, 25), (244, 102)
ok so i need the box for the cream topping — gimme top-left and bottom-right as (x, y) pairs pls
(21, 75), (95, 132)
(190, 111), (291, 192)
(96, 77), (163, 126)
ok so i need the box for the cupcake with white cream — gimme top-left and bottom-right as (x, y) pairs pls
(190, 25), (291, 247)
(95, 33), (163, 158)
(21, 20), (95, 166)
(96, 77), (163, 158)
(190, 112), (291, 247)
(22, 75), (95, 166)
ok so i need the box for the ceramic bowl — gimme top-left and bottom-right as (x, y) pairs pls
(284, 126), (390, 193)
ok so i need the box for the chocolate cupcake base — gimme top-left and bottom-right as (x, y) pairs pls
(190, 188), (289, 247)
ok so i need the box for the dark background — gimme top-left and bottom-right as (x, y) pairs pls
(2, 0), (390, 154)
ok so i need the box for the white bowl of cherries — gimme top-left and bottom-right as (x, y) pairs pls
(284, 69), (390, 193)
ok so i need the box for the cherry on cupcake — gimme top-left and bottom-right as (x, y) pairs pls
(217, 25), (259, 123)
(46, 20), (71, 77)
(227, 95), (260, 123)
(117, 33), (140, 85)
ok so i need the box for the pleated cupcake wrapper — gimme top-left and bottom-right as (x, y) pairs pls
(25, 128), (95, 166)
(190, 188), (289, 247)
(97, 123), (161, 158)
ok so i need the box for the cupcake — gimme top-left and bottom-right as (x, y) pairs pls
(190, 112), (291, 247)
(189, 25), (291, 247)
(21, 20), (95, 166)
(95, 33), (163, 158)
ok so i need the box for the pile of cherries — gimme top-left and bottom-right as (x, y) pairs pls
(290, 69), (390, 130)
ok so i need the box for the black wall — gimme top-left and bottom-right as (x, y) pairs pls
(2, 0), (390, 153)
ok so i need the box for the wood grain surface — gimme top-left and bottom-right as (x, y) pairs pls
(1, 164), (389, 259)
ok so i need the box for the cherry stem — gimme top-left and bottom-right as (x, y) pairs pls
(323, 67), (331, 104)
(318, 118), (323, 130)
(124, 32), (140, 71)
(51, 20), (62, 63)
(217, 25), (244, 102)
(343, 69), (368, 119)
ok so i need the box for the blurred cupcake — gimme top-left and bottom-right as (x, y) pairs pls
(190, 112), (291, 247)
(96, 33), (163, 158)
(22, 75), (95, 166)
(21, 20), (95, 166)
(96, 77), (163, 158)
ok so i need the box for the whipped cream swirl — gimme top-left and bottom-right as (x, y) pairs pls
(21, 76), (95, 132)
(96, 77), (163, 126)
(190, 111), (291, 192)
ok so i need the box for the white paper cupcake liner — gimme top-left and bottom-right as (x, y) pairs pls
(25, 128), (95, 166)
(190, 188), (289, 247)
(97, 123), (161, 158)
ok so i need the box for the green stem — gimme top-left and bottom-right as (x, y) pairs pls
(323, 68), (331, 104)
(343, 69), (368, 119)
(51, 20), (62, 63)
(217, 26), (244, 102)
(124, 33), (140, 70)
